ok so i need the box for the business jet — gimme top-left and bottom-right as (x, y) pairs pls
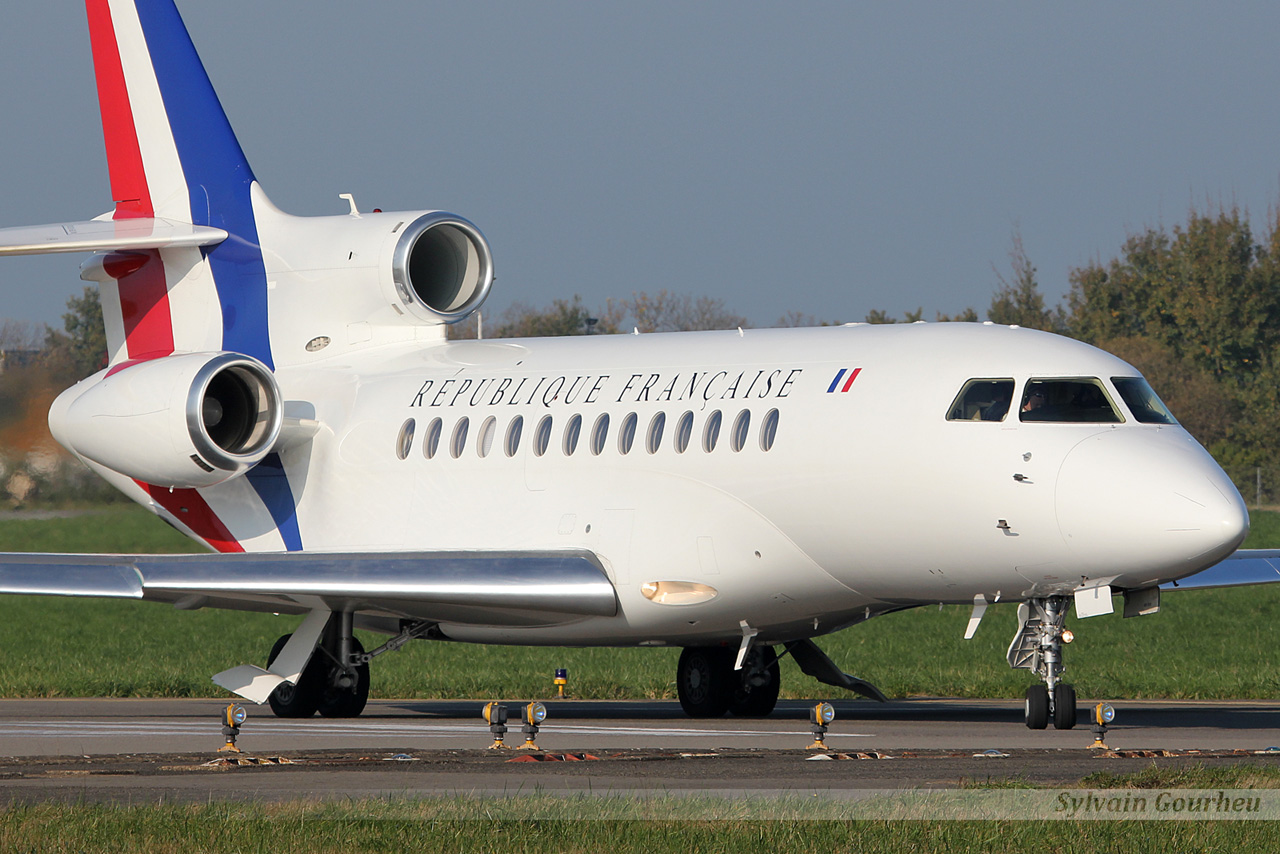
(0, 0), (1258, 730)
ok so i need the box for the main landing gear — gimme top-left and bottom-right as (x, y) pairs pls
(676, 638), (888, 718)
(266, 614), (434, 718)
(677, 645), (780, 718)
(1008, 596), (1077, 730)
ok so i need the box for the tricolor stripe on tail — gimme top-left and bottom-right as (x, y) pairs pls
(86, 0), (274, 369)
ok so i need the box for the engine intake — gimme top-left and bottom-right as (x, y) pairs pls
(49, 352), (283, 489)
(188, 356), (281, 470)
(390, 212), (493, 323)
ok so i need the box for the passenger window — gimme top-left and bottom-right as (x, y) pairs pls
(946, 379), (1014, 422)
(647, 412), (666, 454)
(760, 409), (779, 451)
(563, 414), (582, 455)
(396, 418), (415, 460)
(450, 417), (470, 459)
(1019, 379), (1122, 423)
(505, 415), (524, 457)
(703, 410), (722, 452)
(1111, 377), (1178, 425)
(477, 416), (496, 458)
(619, 412), (638, 454)
(674, 411), (694, 453)
(534, 415), (553, 456)
(590, 414), (610, 455)
(423, 417), (442, 459)
(731, 410), (751, 452)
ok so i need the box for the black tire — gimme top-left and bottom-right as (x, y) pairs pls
(266, 633), (321, 719)
(1024, 684), (1049, 730)
(317, 637), (370, 718)
(1053, 683), (1077, 730)
(677, 647), (733, 718)
(729, 646), (780, 717)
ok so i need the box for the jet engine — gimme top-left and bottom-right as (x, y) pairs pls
(386, 212), (494, 324)
(48, 352), (282, 489)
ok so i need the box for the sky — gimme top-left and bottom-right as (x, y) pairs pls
(2, 1), (1280, 333)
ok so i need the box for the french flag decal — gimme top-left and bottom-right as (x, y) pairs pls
(827, 368), (862, 393)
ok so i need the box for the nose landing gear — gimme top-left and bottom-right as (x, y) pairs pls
(1009, 596), (1077, 730)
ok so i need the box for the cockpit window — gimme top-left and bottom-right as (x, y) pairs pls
(1019, 378), (1122, 423)
(1112, 377), (1178, 425)
(946, 379), (1014, 422)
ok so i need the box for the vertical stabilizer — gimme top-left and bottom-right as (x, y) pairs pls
(85, 0), (274, 368)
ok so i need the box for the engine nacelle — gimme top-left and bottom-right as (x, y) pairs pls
(49, 352), (283, 489)
(386, 212), (494, 324)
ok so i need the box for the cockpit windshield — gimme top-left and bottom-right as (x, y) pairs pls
(1019, 378), (1122, 423)
(946, 379), (1014, 422)
(1111, 377), (1178, 425)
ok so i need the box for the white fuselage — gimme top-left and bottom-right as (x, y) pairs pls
(137, 320), (1241, 647)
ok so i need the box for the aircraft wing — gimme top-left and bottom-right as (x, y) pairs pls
(0, 550), (618, 627)
(1161, 549), (1280, 591)
(0, 218), (227, 256)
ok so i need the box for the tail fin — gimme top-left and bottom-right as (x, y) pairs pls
(82, 0), (275, 368)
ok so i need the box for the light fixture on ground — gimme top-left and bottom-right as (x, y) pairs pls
(554, 668), (568, 699)
(518, 702), (547, 750)
(219, 704), (247, 753)
(482, 702), (509, 749)
(1089, 703), (1115, 750)
(808, 702), (835, 750)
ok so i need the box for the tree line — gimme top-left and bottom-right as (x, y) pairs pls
(4, 204), (1280, 502)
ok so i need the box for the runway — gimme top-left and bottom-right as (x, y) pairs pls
(1, 697), (1278, 754)
(0, 698), (1277, 804)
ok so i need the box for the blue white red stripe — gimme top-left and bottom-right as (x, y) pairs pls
(90, 0), (296, 553)
(827, 367), (861, 393)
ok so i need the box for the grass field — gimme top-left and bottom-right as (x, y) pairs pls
(3, 766), (1280, 853)
(0, 505), (1277, 701)
(5, 765), (1280, 854)
(2, 803), (1279, 854)
(4, 805), (1279, 854)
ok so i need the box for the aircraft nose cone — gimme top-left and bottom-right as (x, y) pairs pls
(1055, 429), (1248, 578)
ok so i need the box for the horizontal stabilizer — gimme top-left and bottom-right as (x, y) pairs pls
(0, 218), (227, 256)
(788, 638), (888, 702)
(1162, 549), (1280, 590)
(0, 550), (617, 626)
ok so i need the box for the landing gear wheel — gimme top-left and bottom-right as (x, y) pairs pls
(1053, 683), (1077, 730)
(729, 646), (780, 717)
(677, 647), (733, 718)
(1024, 684), (1049, 730)
(266, 633), (321, 719)
(317, 637), (370, 718)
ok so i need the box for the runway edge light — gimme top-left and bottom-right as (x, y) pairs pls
(482, 702), (509, 750)
(518, 702), (547, 751)
(1089, 703), (1115, 750)
(219, 704), (247, 753)
(808, 702), (835, 750)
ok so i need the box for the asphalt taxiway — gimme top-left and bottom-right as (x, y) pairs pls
(0, 698), (1276, 803)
